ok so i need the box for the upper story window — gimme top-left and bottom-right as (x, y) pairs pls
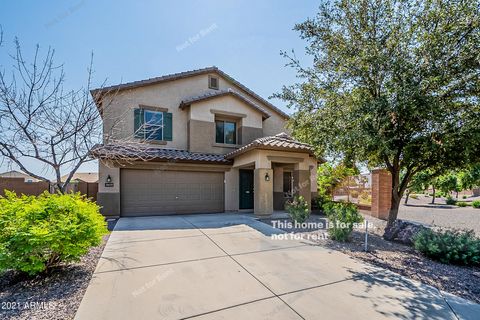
(144, 110), (163, 140)
(134, 107), (173, 141)
(215, 120), (236, 144)
(208, 75), (219, 90)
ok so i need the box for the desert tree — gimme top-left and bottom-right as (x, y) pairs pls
(274, 0), (480, 236)
(404, 170), (432, 204)
(0, 33), (175, 193)
(0, 33), (118, 192)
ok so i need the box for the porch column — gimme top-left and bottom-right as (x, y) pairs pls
(254, 166), (273, 216)
(293, 163), (312, 210)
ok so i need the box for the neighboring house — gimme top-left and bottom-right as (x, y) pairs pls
(0, 170), (39, 182)
(60, 172), (99, 183)
(90, 66), (319, 217)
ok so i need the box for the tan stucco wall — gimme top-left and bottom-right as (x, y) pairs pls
(225, 168), (239, 211)
(187, 94), (265, 154)
(273, 166), (284, 193)
(98, 161), (120, 193)
(254, 168), (274, 215)
(100, 72), (288, 152)
(232, 149), (317, 193)
(97, 70), (298, 216)
(262, 113), (289, 137)
(311, 166), (318, 192)
(97, 161), (121, 217)
(189, 95), (263, 128)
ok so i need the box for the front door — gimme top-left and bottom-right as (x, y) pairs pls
(239, 169), (254, 209)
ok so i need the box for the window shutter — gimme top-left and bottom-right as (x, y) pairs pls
(134, 108), (144, 139)
(163, 112), (173, 141)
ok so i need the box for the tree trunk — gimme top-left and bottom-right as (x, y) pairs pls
(383, 191), (402, 241)
(404, 190), (411, 204)
(52, 181), (66, 194)
(385, 167), (402, 232)
(431, 186), (436, 204)
(385, 192), (401, 230)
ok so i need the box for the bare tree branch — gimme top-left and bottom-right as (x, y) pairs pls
(0, 38), (110, 192)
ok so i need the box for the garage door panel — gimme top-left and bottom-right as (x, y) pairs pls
(120, 169), (224, 216)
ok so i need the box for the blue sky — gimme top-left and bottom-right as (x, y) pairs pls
(0, 0), (318, 177)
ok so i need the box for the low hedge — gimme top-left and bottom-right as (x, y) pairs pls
(323, 202), (363, 242)
(445, 197), (457, 205)
(414, 229), (480, 266)
(0, 191), (108, 275)
(285, 196), (310, 223)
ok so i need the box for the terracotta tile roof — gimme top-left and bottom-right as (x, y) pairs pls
(90, 66), (289, 119)
(179, 89), (271, 119)
(225, 133), (314, 159)
(90, 143), (232, 164)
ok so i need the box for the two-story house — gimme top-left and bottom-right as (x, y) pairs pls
(90, 67), (319, 217)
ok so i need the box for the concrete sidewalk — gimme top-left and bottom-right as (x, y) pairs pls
(75, 214), (479, 320)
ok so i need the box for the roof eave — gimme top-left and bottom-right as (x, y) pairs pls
(179, 91), (271, 119)
(90, 66), (289, 119)
(225, 145), (315, 159)
(92, 154), (232, 165)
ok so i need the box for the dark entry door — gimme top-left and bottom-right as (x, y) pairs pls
(239, 169), (254, 209)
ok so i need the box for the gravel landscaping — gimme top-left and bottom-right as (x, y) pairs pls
(260, 214), (480, 304)
(0, 235), (109, 320)
(399, 195), (480, 235)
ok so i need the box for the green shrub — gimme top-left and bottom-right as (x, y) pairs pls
(462, 195), (467, 199)
(285, 196), (310, 223)
(414, 229), (480, 265)
(323, 202), (363, 242)
(312, 194), (331, 211)
(457, 201), (468, 207)
(472, 200), (480, 208)
(445, 197), (457, 205)
(0, 191), (107, 275)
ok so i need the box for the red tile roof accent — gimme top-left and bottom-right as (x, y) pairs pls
(225, 133), (314, 159)
(90, 143), (232, 164)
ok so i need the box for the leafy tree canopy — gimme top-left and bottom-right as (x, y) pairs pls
(437, 172), (460, 195)
(458, 163), (480, 190)
(317, 162), (358, 199)
(275, 0), (480, 229)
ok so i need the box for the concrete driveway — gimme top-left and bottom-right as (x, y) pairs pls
(75, 214), (478, 320)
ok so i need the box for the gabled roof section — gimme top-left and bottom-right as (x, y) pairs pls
(90, 66), (289, 119)
(225, 132), (315, 159)
(179, 89), (271, 119)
